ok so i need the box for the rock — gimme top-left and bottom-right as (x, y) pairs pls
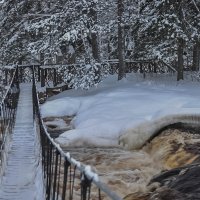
(149, 165), (200, 199)
(38, 91), (47, 104)
(43, 116), (74, 138)
(149, 187), (189, 200)
(123, 192), (150, 200)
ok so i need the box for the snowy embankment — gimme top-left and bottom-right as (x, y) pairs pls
(41, 74), (200, 149)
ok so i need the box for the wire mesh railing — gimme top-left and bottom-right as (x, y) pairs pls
(0, 66), (20, 169)
(32, 67), (122, 200)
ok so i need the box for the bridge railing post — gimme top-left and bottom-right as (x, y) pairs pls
(81, 174), (92, 200)
(52, 149), (59, 200)
(38, 67), (41, 82)
(53, 68), (57, 87)
(41, 68), (46, 87)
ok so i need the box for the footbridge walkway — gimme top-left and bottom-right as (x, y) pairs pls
(0, 83), (43, 200)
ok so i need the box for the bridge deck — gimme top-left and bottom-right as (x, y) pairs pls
(0, 83), (43, 200)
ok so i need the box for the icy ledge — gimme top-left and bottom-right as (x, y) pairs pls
(119, 114), (200, 150)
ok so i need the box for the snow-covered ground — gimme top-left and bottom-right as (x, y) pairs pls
(41, 73), (200, 148)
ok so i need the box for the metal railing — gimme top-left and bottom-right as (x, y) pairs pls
(106, 60), (177, 75)
(32, 67), (122, 200)
(0, 67), (20, 167)
(32, 59), (176, 88)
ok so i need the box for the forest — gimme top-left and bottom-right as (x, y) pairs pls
(0, 0), (200, 83)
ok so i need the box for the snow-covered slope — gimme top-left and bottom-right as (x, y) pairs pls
(41, 74), (200, 148)
(119, 114), (200, 150)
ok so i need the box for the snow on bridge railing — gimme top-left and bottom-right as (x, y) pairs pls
(32, 67), (123, 200)
(0, 66), (19, 175)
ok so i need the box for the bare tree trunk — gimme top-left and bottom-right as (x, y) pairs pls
(91, 32), (100, 62)
(199, 42), (200, 70)
(117, 0), (125, 80)
(89, 2), (101, 63)
(177, 38), (184, 81)
(68, 53), (76, 64)
(192, 40), (200, 71)
(36, 0), (41, 11)
(108, 36), (111, 60)
(177, 3), (184, 81)
(40, 52), (44, 65)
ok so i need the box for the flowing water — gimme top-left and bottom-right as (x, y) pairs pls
(44, 117), (200, 199)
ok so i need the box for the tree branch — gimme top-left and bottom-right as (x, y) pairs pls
(191, 0), (200, 13)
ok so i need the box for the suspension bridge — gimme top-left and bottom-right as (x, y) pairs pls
(0, 62), (179, 200)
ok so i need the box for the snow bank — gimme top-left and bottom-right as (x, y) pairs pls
(119, 114), (200, 150)
(41, 74), (200, 148)
(41, 97), (80, 117)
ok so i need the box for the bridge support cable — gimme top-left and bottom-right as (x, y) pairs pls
(32, 67), (123, 200)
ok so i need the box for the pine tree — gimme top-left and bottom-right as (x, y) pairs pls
(140, 0), (200, 80)
(117, 0), (125, 80)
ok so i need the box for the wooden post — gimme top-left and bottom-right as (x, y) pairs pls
(38, 67), (41, 82)
(10, 69), (14, 80)
(20, 68), (23, 83)
(192, 40), (200, 71)
(15, 66), (19, 88)
(53, 68), (57, 87)
(153, 62), (157, 73)
(139, 63), (143, 73)
(45, 68), (48, 78)
(5, 70), (8, 85)
(117, 0), (125, 80)
(177, 38), (184, 81)
(41, 68), (45, 87)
